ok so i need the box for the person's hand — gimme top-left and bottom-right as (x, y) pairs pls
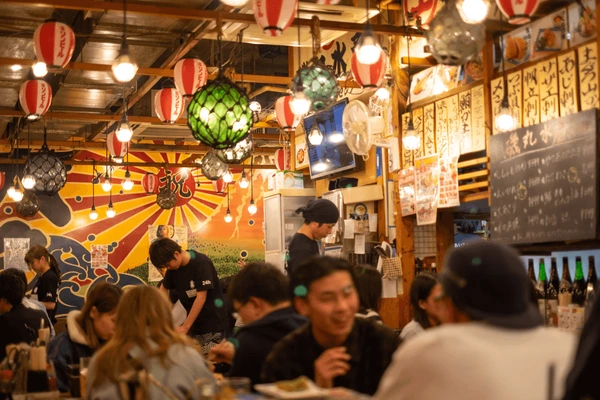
(314, 347), (351, 389)
(176, 325), (190, 334)
(237, 259), (247, 268)
(208, 340), (235, 364)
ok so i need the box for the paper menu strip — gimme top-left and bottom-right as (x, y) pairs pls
(354, 234), (366, 254)
(344, 219), (355, 239)
(369, 214), (378, 232)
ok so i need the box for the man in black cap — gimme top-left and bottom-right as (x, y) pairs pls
(373, 241), (578, 400)
(287, 198), (340, 276)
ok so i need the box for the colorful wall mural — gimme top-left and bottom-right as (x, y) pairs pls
(0, 148), (270, 318)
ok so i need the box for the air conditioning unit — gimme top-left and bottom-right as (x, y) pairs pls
(206, 1), (379, 47)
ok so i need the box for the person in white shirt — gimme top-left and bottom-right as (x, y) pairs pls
(400, 272), (446, 340)
(374, 241), (577, 400)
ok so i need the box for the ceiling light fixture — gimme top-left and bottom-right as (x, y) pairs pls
(456, 0), (489, 24)
(495, 13), (516, 133)
(355, 0), (381, 65)
(90, 161), (99, 220)
(239, 170), (249, 189)
(122, 144), (134, 191)
(290, 2), (312, 117)
(308, 121), (324, 146)
(247, 156), (257, 215)
(32, 61), (47, 78)
(22, 122), (36, 190)
(112, 0), (138, 83)
(224, 185), (233, 223)
(115, 96), (133, 143)
(403, 35), (421, 152)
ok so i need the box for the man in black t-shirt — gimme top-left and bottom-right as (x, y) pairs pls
(287, 199), (340, 277)
(150, 238), (228, 355)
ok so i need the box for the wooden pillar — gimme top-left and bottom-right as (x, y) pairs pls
(435, 212), (454, 272)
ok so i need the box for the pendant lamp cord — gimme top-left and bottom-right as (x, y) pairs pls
(238, 31), (245, 89)
(500, 12), (507, 98)
(406, 34), (412, 112)
(296, 1), (303, 86)
(250, 155), (254, 200)
(123, 0), (127, 41)
(92, 160), (95, 207)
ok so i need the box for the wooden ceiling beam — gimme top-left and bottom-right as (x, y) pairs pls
(2, 0), (423, 37)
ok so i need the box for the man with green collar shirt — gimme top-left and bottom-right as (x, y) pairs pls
(150, 238), (227, 355)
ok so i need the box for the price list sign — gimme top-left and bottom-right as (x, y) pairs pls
(490, 109), (597, 244)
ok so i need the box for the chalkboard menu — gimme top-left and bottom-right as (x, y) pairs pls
(490, 108), (598, 244)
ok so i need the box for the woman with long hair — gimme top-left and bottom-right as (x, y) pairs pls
(25, 245), (62, 324)
(87, 285), (215, 399)
(354, 265), (383, 323)
(400, 272), (447, 340)
(48, 281), (123, 393)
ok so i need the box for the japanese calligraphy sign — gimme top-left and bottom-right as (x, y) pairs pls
(539, 58), (559, 122)
(413, 107), (424, 159)
(398, 167), (416, 216)
(401, 111), (413, 169)
(507, 71), (523, 129)
(447, 95), (461, 157)
(423, 104), (436, 156)
(458, 90), (472, 154)
(438, 156), (460, 208)
(578, 43), (599, 111)
(490, 108), (598, 245)
(491, 77), (505, 135)
(471, 85), (486, 152)
(415, 154), (439, 226)
(557, 51), (578, 116)
(523, 65), (541, 126)
(435, 99), (449, 158)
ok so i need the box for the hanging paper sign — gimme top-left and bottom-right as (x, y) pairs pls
(398, 167), (416, 216)
(507, 71), (523, 129)
(423, 104), (436, 156)
(91, 244), (108, 269)
(557, 51), (578, 116)
(3, 238), (30, 272)
(458, 90), (472, 154)
(401, 112), (413, 169)
(438, 156), (460, 208)
(538, 58), (559, 122)
(413, 107), (424, 159)
(415, 154), (439, 226)
(523, 65), (541, 126)
(471, 85), (486, 152)
(447, 95), (460, 157)
(435, 99), (449, 158)
(491, 77), (505, 135)
(578, 43), (599, 111)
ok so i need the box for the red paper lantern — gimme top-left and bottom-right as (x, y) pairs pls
(19, 80), (52, 120)
(33, 21), (76, 68)
(253, 0), (298, 37)
(142, 172), (159, 194)
(174, 58), (208, 97)
(403, 0), (439, 27)
(274, 148), (291, 171)
(0, 172), (5, 191)
(495, 0), (541, 25)
(275, 96), (300, 132)
(212, 178), (227, 194)
(154, 88), (184, 124)
(351, 49), (387, 89)
(107, 131), (127, 161)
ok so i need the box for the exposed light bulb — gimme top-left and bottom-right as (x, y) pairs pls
(239, 171), (249, 189)
(249, 101), (262, 113)
(224, 209), (233, 223)
(115, 113), (133, 143)
(32, 61), (47, 78)
(308, 125), (324, 146)
(112, 41), (138, 83)
(10, 64), (22, 72)
(220, 0), (249, 6)
(122, 177), (134, 191)
(89, 206), (98, 220)
(12, 188), (23, 202)
(113, 157), (124, 164)
(290, 89), (312, 116)
(106, 203), (116, 218)
(457, 0), (489, 24)
(102, 175), (112, 192)
(495, 97), (516, 132)
(402, 119), (421, 151)
(374, 87), (390, 102)
(248, 199), (258, 215)
(355, 25), (382, 65)
(22, 174), (36, 190)
(7, 185), (16, 199)
(222, 170), (233, 183)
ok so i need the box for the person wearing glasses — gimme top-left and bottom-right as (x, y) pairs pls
(374, 241), (578, 400)
(287, 199), (340, 277)
(400, 272), (447, 340)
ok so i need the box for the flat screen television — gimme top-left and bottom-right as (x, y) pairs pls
(303, 98), (356, 180)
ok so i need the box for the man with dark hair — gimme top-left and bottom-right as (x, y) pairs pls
(287, 199), (340, 276)
(149, 238), (227, 355)
(209, 263), (306, 387)
(374, 241), (577, 400)
(3, 268), (54, 337)
(261, 256), (400, 395)
(0, 271), (51, 360)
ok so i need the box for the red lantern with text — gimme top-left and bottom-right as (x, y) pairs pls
(253, 0), (298, 36)
(351, 49), (387, 89)
(154, 88), (184, 123)
(0, 172), (5, 191)
(274, 148), (291, 171)
(107, 131), (127, 161)
(142, 172), (159, 194)
(212, 178), (227, 194)
(19, 80), (52, 120)
(495, 0), (541, 24)
(403, 0), (439, 27)
(174, 58), (208, 97)
(275, 96), (300, 132)
(33, 21), (76, 68)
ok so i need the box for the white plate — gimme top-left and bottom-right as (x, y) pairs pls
(254, 380), (328, 399)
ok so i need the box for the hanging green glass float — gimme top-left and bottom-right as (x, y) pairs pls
(201, 150), (229, 180)
(216, 136), (254, 164)
(291, 57), (339, 111)
(16, 191), (40, 217)
(187, 76), (253, 150)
